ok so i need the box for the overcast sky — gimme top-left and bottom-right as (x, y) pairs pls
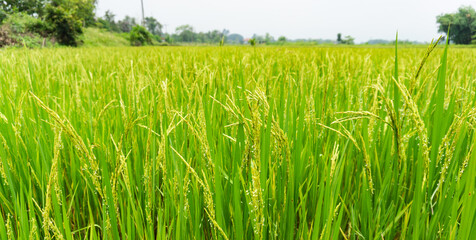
(96, 0), (474, 43)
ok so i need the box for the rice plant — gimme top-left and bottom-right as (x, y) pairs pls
(0, 43), (475, 239)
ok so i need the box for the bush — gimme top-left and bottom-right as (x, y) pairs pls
(45, 4), (83, 46)
(1, 13), (51, 48)
(4, 12), (46, 34)
(0, 26), (18, 47)
(0, 9), (7, 24)
(129, 25), (152, 46)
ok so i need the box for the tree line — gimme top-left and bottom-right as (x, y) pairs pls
(1, 2), (475, 47)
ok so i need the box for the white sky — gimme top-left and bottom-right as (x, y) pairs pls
(96, 0), (475, 43)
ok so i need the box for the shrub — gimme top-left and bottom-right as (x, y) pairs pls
(1, 13), (51, 48)
(4, 12), (45, 34)
(129, 25), (152, 46)
(45, 4), (83, 46)
(249, 38), (256, 46)
(0, 26), (18, 47)
(0, 9), (7, 24)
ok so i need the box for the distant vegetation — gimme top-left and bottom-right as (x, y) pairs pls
(437, 6), (476, 44)
(0, 2), (475, 47)
(0, 0), (96, 47)
(0, 38), (475, 240)
(80, 27), (129, 47)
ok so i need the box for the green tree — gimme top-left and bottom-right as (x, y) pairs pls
(129, 25), (152, 46)
(144, 16), (162, 36)
(264, 32), (274, 44)
(72, 0), (96, 26)
(98, 10), (119, 32)
(437, 6), (476, 44)
(278, 36), (286, 44)
(45, 3), (83, 46)
(249, 38), (256, 46)
(340, 35), (354, 45)
(227, 33), (244, 44)
(175, 24), (194, 42)
(48, 0), (96, 26)
(252, 34), (265, 44)
(0, 0), (47, 16)
(337, 33), (342, 43)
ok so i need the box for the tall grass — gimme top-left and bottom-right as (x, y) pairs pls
(0, 44), (475, 239)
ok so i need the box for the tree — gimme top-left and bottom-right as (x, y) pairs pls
(175, 24), (194, 42)
(227, 33), (244, 44)
(278, 36), (286, 44)
(47, 0), (96, 27)
(0, 0), (47, 16)
(100, 10), (120, 32)
(71, 0), (97, 26)
(264, 32), (274, 44)
(252, 34), (265, 44)
(144, 16), (162, 36)
(249, 38), (256, 46)
(341, 35), (354, 45)
(45, 3), (83, 46)
(337, 34), (354, 45)
(437, 6), (476, 44)
(117, 16), (136, 33)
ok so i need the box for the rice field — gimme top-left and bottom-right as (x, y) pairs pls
(0, 44), (475, 239)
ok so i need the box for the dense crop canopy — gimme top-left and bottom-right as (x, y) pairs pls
(0, 45), (475, 239)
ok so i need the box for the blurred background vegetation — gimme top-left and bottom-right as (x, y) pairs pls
(0, 1), (475, 48)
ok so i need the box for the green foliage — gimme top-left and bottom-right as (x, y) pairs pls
(164, 33), (173, 44)
(129, 25), (152, 46)
(252, 34), (265, 44)
(144, 16), (162, 36)
(0, 9), (7, 23)
(0, 26), (18, 47)
(95, 10), (119, 32)
(1, 12), (50, 47)
(175, 24), (194, 42)
(340, 35), (355, 45)
(48, 0), (96, 25)
(0, 0), (47, 16)
(264, 32), (274, 44)
(173, 25), (228, 44)
(4, 12), (44, 34)
(0, 45), (475, 239)
(117, 16), (136, 33)
(0, 0), (96, 47)
(45, 4), (83, 46)
(219, 36), (224, 46)
(227, 33), (244, 44)
(437, 5), (476, 44)
(249, 38), (256, 46)
(81, 27), (129, 47)
(195, 30), (226, 44)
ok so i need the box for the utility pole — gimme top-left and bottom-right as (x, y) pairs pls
(141, 0), (145, 26)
